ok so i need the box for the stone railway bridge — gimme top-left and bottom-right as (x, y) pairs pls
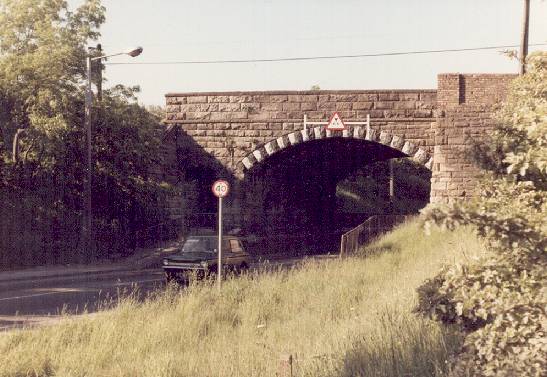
(155, 73), (515, 240)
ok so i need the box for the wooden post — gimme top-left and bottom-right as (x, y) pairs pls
(519, 0), (530, 75)
(279, 354), (293, 377)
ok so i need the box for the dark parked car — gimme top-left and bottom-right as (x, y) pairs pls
(162, 235), (250, 283)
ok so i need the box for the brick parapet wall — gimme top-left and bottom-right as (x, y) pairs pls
(431, 73), (516, 203)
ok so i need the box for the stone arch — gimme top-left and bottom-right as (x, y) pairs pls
(237, 125), (433, 173)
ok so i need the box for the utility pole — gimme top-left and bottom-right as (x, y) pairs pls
(96, 44), (103, 101)
(519, 0), (530, 75)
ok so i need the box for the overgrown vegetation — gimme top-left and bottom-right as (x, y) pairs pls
(418, 52), (546, 376)
(337, 158), (431, 216)
(0, 0), (171, 267)
(0, 220), (485, 376)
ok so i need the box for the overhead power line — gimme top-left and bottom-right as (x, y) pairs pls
(104, 43), (547, 66)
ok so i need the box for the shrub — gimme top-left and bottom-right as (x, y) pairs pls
(417, 52), (547, 376)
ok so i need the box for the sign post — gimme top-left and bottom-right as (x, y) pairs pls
(212, 179), (230, 290)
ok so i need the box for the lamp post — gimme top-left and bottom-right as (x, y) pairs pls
(84, 46), (143, 253)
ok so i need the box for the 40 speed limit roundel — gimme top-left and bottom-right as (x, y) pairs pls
(212, 180), (230, 198)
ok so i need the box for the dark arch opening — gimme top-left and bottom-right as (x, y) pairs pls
(241, 138), (430, 255)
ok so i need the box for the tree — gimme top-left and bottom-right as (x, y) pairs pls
(145, 105), (166, 121)
(417, 52), (546, 376)
(0, 0), (171, 266)
(0, 0), (105, 161)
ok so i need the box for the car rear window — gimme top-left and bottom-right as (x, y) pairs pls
(181, 237), (230, 253)
(181, 238), (217, 253)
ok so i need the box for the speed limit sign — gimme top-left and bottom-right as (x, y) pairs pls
(212, 180), (230, 198)
(212, 179), (229, 291)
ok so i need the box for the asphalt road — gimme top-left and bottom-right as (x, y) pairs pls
(0, 256), (333, 331)
(0, 269), (165, 331)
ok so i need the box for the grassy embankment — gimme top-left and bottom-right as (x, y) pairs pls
(0, 220), (486, 377)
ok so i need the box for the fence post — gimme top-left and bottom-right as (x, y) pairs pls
(279, 354), (293, 377)
(160, 224), (164, 249)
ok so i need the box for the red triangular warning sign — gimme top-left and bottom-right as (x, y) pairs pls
(326, 112), (346, 131)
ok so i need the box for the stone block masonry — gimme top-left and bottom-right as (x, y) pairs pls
(432, 74), (516, 203)
(165, 89), (437, 175)
(166, 90), (437, 124)
(159, 73), (516, 221)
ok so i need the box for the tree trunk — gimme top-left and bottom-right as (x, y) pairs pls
(12, 128), (26, 163)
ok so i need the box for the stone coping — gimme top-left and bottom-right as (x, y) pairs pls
(438, 73), (517, 78)
(163, 117), (436, 124)
(165, 89), (437, 97)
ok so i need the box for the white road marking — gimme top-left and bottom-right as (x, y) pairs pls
(113, 278), (162, 286)
(0, 289), (93, 301)
(0, 278), (162, 302)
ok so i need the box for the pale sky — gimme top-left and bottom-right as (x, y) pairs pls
(69, 0), (547, 106)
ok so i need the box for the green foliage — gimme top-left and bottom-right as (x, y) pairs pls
(471, 52), (547, 188)
(90, 87), (172, 256)
(0, 0), (172, 266)
(416, 257), (545, 376)
(337, 158), (431, 215)
(0, 0), (105, 147)
(418, 52), (547, 376)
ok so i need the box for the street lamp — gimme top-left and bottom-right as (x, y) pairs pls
(84, 46), (143, 253)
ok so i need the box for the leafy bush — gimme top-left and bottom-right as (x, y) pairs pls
(417, 52), (547, 376)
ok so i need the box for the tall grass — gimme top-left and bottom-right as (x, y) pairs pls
(0, 220), (485, 377)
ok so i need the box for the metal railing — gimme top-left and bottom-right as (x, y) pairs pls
(339, 215), (412, 257)
(243, 231), (340, 258)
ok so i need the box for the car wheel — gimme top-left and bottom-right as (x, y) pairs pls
(206, 267), (217, 280)
(165, 271), (176, 284)
(239, 262), (249, 274)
